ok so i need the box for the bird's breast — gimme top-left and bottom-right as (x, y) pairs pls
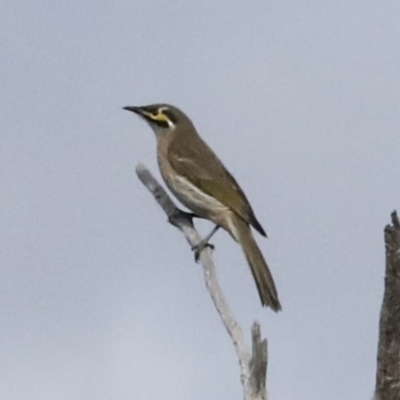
(157, 142), (230, 224)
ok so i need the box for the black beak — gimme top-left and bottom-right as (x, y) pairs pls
(123, 106), (143, 115)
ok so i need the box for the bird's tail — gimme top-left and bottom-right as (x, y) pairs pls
(231, 216), (281, 311)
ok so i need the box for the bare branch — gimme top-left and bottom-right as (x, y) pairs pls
(249, 322), (268, 399)
(135, 163), (268, 400)
(374, 211), (400, 400)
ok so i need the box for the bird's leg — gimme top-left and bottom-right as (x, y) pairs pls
(168, 210), (218, 261)
(192, 225), (220, 262)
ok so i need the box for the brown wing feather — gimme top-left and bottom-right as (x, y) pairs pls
(168, 132), (266, 236)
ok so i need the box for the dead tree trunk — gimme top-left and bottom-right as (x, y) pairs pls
(374, 211), (400, 400)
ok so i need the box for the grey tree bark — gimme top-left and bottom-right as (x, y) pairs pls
(374, 211), (400, 400)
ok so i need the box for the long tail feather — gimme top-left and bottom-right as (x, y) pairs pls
(232, 217), (281, 311)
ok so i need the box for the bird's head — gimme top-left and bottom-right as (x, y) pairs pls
(123, 104), (182, 136)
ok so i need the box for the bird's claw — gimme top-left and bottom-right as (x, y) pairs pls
(192, 241), (215, 262)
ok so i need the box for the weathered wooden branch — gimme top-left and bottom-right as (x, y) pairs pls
(374, 211), (400, 400)
(136, 163), (268, 400)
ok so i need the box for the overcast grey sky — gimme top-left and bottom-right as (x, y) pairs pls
(1, 1), (400, 399)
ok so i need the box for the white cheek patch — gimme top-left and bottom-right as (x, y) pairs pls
(166, 119), (176, 129)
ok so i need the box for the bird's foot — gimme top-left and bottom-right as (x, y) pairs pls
(191, 225), (220, 262)
(192, 240), (215, 262)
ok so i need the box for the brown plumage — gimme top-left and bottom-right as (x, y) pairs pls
(124, 103), (281, 311)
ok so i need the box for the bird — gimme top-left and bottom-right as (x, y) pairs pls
(123, 103), (281, 311)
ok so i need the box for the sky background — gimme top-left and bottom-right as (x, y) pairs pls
(1, 1), (400, 399)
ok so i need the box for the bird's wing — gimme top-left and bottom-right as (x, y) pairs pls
(168, 134), (266, 236)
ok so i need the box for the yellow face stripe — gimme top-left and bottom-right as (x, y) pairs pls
(142, 108), (170, 124)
